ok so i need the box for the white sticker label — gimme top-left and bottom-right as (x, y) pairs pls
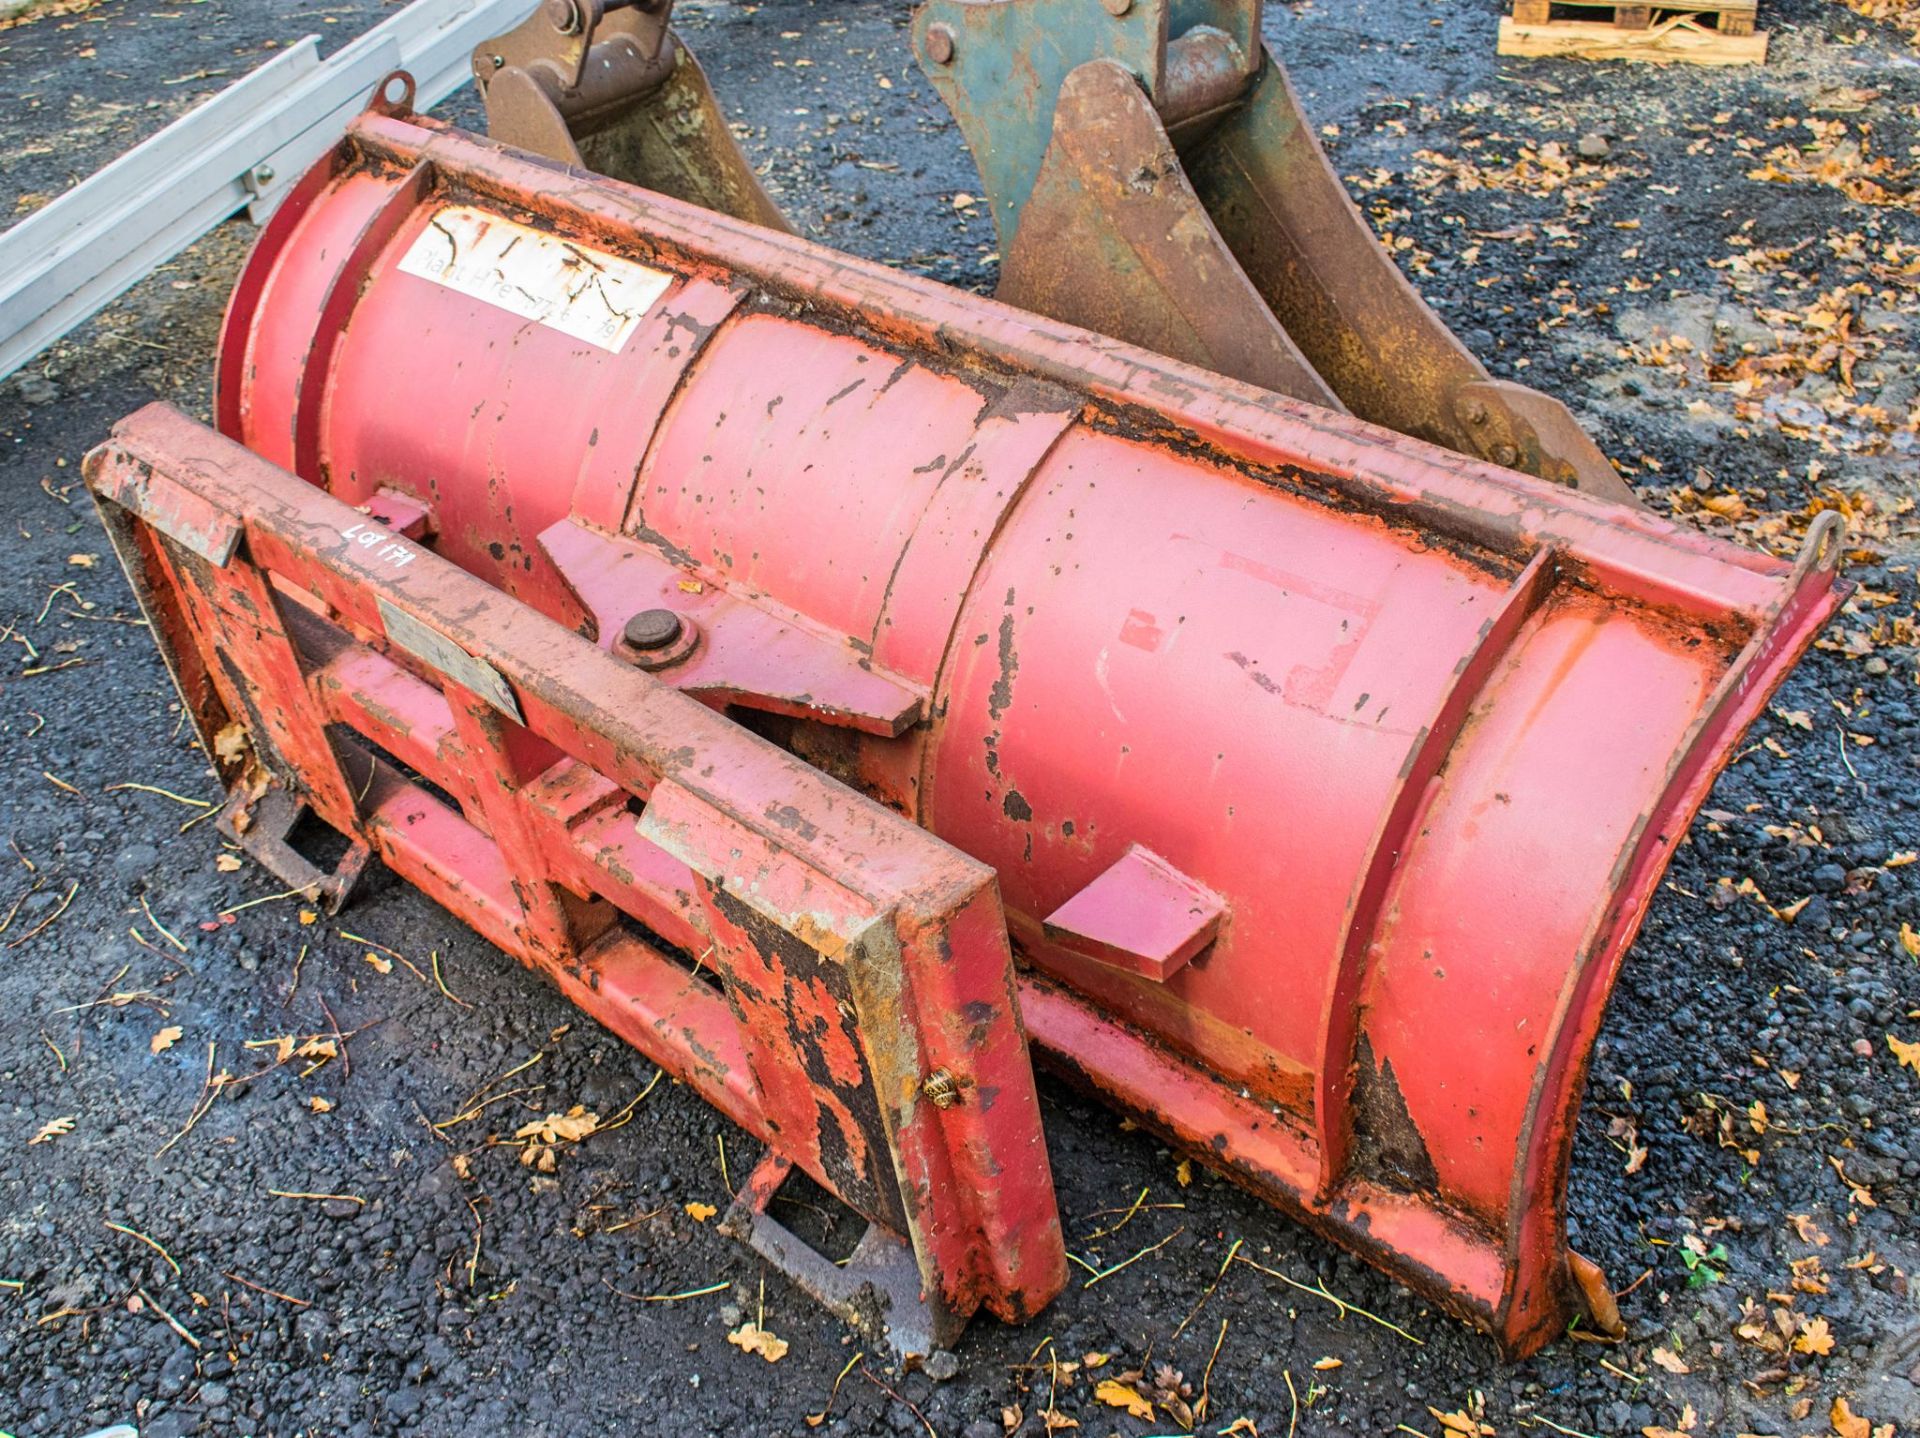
(397, 204), (673, 353)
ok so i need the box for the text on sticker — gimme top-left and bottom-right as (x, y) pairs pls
(395, 204), (674, 354)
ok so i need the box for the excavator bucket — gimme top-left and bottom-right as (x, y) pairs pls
(910, 0), (1632, 503)
(475, 0), (1630, 504)
(89, 80), (1843, 1357)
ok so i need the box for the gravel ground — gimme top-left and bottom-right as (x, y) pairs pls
(3, 1), (1919, 1435)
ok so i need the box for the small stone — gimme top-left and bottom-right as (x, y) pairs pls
(1576, 133), (1611, 160)
(923, 1350), (961, 1382)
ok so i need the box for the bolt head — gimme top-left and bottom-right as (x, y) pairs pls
(1464, 400), (1490, 426)
(1102, 0), (1133, 15)
(925, 23), (956, 63)
(545, 0), (583, 33)
(623, 608), (684, 651)
(1492, 443), (1520, 467)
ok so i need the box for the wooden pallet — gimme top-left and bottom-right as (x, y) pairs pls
(1498, 0), (1769, 65)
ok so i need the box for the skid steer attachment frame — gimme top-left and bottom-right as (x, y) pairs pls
(912, 0), (1633, 502)
(87, 405), (1066, 1360)
(92, 94), (1846, 1355)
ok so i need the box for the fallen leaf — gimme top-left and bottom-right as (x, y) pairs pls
(684, 1201), (717, 1223)
(1313, 1356), (1343, 1370)
(1901, 923), (1920, 959)
(212, 723), (248, 765)
(150, 1025), (183, 1055)
(67, 553), (97, 568)
(1832, 1397), (1870, 1438)
(1040, 1413), (1079, 1432)
(1889, 1033), (1920, 1069)
(364, 953), (393, 975)
(308, 1096), (334, 1114)
(1429, 1408), (1485, 1437)
(1095, 1378), (1154, 1419)
(515, 1106), (600, 1146)
(1795, 1315), (1836, 1355)
(1789, 1213), (1831, 1247)
(1175, 1157), (1192, 1188)
(727, 1321), (789, 1362)
(215, 854), (243, 873)
(298, 909), (318, 927)
(28, 1115), (76, 1145)
(1218, 1422), (1259, 1437)
(1652, 1346), (1691, 1375)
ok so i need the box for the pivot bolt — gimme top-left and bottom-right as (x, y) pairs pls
(925, 22), (956, 63)
(1102, 0), (1133, 15)
(1492, 442), (1520, 467)
(1464, 400), (1490, 426)
(623, 607), (684, 651)
(545, 0), (584, 33)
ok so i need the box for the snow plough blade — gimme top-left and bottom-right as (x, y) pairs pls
(88, 98), (1843, 1356)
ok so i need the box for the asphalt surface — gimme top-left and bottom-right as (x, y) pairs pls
(2, 1), (1919, 1435)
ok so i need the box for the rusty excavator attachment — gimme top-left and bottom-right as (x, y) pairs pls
(910, 0), (1632, 503)
(82, 0), (1845, 1363)
(472, 0), (788, 232)
(479, 0), (1629, 502)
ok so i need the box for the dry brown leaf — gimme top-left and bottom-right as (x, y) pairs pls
(1429, 1408), (1484, 1436)
(215, 854), (243, 873)
(1795, 1316), (1836, 1355)
(1218, 1422), (1259, 1438)
(150, 1025), (183, 1055)
(1040, 1410), (1079, 1431)
(1095, 1378), (1154, 1419)
(1175, 1157), (1192, 1188)
(727, 1321), (789, 1362)
(1832, 1397), (1870, 1438)
(212, 724), (248, 766)
(1652, 1346), (1691, 1375)
(28, 1115), (76, 1145)
(684, 1201), (717, 1223)
(515, 1106), (600, 1146)
(1789, 1213), (1831, 1247)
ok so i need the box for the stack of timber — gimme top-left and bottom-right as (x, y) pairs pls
(1498, 0), (1769, 65)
